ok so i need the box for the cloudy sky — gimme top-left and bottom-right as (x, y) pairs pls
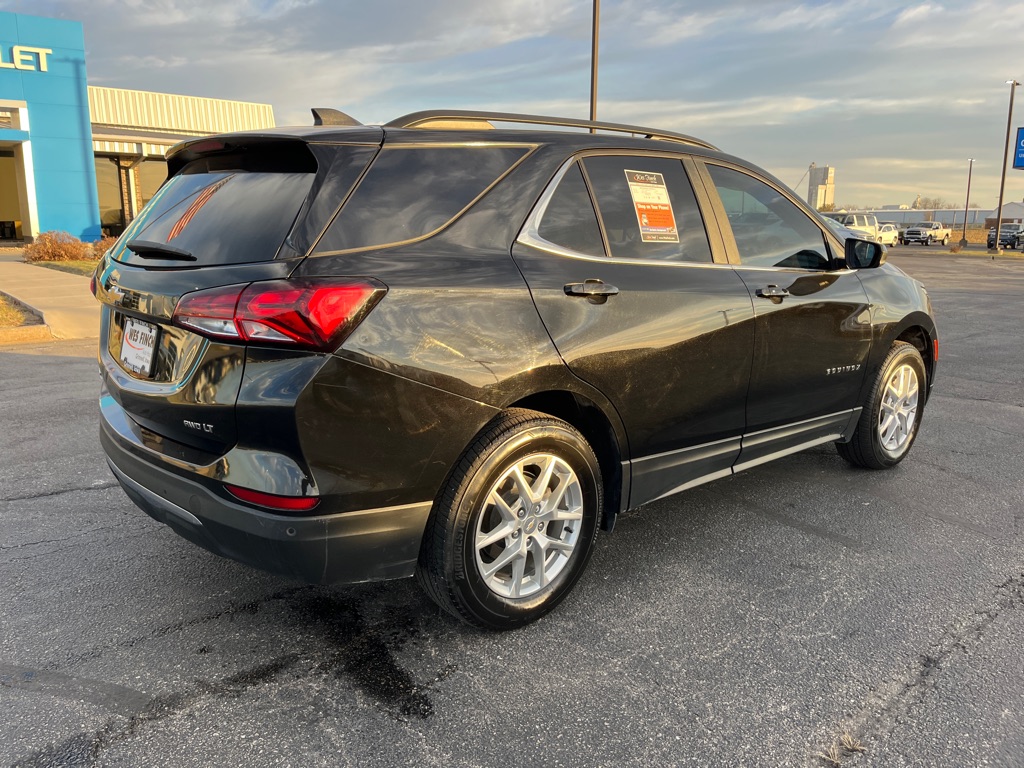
(11, 0), (1024, 209)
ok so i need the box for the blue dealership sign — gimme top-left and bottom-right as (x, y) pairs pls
(0, 13), (100, 240)
(1016, 127), (1024, 170)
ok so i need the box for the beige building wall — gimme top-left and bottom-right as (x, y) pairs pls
(0, 155), (20, 222)
(87, 86), (276, 234)
(88, 86), (275, 138)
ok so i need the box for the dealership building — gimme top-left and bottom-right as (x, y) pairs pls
(0, 11), (275, 242)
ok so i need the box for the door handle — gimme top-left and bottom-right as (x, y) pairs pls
(564, 279), (620, 298)
(755, 285), (789, 300)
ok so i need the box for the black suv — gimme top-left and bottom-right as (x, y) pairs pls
(987, 222), (1023, 249)
(95, 109), (937, 630)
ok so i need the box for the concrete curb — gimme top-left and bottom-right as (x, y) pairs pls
(0, 289), (52, 345)
(0, 322), (53, 346)
(0, 261), (99, 340)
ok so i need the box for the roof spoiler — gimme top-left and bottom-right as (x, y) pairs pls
(311, 108), (362, 127)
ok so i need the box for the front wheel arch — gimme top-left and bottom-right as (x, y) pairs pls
(837, 342), (926, 469)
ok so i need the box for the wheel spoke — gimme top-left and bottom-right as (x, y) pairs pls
(532, 455), (557, 500)
(476, 522), (515, 550)
(879, 412), (898, 446)
(542, 475), (569, 515)
(509, 553), (527, 598)
(490, 491), (519, 524)
(511, 466), (535, 504)
(550, 507), (583, 522)
(885, 381), (901, 402)
(481, 542), (523, 580)
(531, 538), (549, 589)
(544, 536), (575, 553)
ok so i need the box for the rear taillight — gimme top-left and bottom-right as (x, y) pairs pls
(172, 278), (386, 351)
(225, 484), (320, 512)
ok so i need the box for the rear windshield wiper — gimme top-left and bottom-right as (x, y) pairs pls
(126, 240), (196, 261)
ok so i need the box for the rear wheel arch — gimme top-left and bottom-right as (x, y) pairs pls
(507, 390), (625, 531)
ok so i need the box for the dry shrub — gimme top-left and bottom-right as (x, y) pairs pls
(93, 235), (119, 258)
(24, 231), (93, 262)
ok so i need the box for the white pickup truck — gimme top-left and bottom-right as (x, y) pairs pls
(902, 221), (951, 246)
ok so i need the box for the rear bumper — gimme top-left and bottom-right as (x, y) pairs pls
(101, 405), (432, 585)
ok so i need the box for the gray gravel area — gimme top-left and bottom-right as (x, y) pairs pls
(1, 253), (1022, 767)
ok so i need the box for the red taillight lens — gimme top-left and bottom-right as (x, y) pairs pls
(225, 484), (320, 512)
(172, 278), (386, 351)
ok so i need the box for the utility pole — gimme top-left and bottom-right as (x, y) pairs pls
(960, 158), (974, 247)
(590, 0), (599, 132)
(992, 79), (1019, 255)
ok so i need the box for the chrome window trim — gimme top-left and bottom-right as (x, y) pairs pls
(517, 155), (729, 271)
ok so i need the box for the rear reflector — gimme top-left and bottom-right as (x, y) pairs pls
(172, 277), (386, 351)
(225, 484), (321, 512)
(933, 338), (939, 362)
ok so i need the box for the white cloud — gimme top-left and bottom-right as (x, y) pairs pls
(6, 0), (1024, 206)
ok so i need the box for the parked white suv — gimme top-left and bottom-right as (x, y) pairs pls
(823, 213), (879, 242)
(877, 223), (899, 247)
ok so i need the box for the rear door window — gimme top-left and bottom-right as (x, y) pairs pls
(535, 163), (605, 257)
(314, 145), (531, 254)
(111, 142), (318, 266)
(581, 155), (712, 263)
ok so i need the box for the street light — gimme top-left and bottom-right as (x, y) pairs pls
(960, 158), (974, 247)
(991, 79), (1020, 255)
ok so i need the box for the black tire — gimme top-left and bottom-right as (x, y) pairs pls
(417, 408), (602, 630)
(941, 235), (949, 246)
(837, 342), (926, 469)
(925, 236), (932, 246)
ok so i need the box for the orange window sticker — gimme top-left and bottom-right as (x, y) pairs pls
(624, 169), (679, 243)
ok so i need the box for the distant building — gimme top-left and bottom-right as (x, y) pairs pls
(861, 208), (990, 226)
(807, 164), (835, 209)
(0, 11), (276, 241)
(983, 201), (1024, 229)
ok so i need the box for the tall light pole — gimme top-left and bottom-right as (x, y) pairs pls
(589, 0), (600, 132)
(960, 158), (974, 247)
(991, 79), (1020, 255)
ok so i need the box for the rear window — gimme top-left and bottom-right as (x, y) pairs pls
(110, 142), (317, 266)
(313, 145), (530, 254)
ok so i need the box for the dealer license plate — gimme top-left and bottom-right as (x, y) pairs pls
(119, 317), (159, 378)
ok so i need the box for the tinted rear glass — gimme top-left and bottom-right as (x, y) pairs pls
(110, 143), (316, 266)
(314, 145), (530, 254)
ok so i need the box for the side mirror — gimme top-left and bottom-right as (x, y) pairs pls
(845, 238), (887, 269)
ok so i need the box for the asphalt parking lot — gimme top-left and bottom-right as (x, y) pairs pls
(1, 251), (1022, 767)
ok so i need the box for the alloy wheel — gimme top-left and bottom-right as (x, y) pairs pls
(473, 452), (583, 599)
(878, 363), (919, 452)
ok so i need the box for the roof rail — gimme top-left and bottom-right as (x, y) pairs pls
(385, 109), (718, 151)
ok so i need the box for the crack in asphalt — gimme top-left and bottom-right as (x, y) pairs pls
(14, 587), (452, 766)
(815, 572), (1024, 764)
(0, 523), (145, 555)
(43, 587), (311, 671)
(0, 482), (119, 504)
(10, 656), (301, 768)
(0, 663), (153, 717)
